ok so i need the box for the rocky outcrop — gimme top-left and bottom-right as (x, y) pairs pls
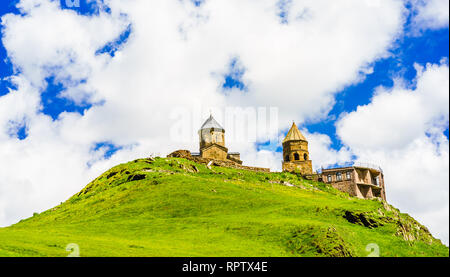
(127, 174), (146, 182)
(395, 214), (435, 244)
(167, 150), (192, 159)
(343, 211), (385, 229)
(343, 207), (437, 245)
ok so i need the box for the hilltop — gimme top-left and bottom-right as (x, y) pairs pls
(0, 157), (447, 257)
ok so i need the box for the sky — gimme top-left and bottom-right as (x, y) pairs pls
(0, 0), (448, 245)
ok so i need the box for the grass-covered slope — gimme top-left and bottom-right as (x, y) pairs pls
(0, 157), (447, 257)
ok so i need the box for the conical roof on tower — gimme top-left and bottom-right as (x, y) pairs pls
(200, 114), (224, 131)
(283, 122), (307, 143)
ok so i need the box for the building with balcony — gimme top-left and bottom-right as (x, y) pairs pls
(319, 163), (386, 200)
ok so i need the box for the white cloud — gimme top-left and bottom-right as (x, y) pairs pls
(302, 130), (353, 171)
(337, 62), (449, 151)
(336, 62), (449, 244)
(0, 76), (40, 140)
(241, 148), (283, 172)
(2, 0), (129, 89)
(409, 0), (449, 32)
(0, 0), (415, 242)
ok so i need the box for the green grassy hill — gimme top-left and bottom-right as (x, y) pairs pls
(0, 157), (448, 257)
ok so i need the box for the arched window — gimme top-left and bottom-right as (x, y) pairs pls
(336, 172), (342, 181)
(327, 175), (332, 182)
(285, 155), (290, 162)
(304, 153), (308, 160)
(346, 171), (351, 180)
(294, 153), (300, 160)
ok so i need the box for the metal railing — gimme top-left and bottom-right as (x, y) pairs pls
(317, 161), (383, 174)
(353, 162), (383, 173)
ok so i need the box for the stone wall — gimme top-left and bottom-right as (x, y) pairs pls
(282, 160), (313, 175)
(282, 140), (310, 163)
(201, 145), (228, 160)
(199, 129), (225, 149)
(358, 184), (374, 199)
(208, 159), (270, 172)
(227, 154), (243, 165)
(167, 150), (269, 173)
(330, 181), (358, 196)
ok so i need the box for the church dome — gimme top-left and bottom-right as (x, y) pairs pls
(200, 115), (224, 131)
(283, 122), (307, 142)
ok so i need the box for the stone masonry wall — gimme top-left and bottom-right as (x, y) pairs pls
(282, 160), (313, 175)
(167, 150), (269, 172)
(201, 145), (228, 160)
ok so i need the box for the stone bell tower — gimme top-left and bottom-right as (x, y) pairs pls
(198, 114), (229, 160)
(199, 114), (226, 149)
(282, 122), (313, 175)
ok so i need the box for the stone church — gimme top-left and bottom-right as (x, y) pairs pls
(281, 122), (313, 175)
(191, 114), (242, 164)
(280, 121), (386, 200)
(169, 115), (386, 201)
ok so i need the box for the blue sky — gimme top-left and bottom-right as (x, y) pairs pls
(220, 3), (449, 155)
(304, 27), (450, 150)
(0, 0), (448, 170)
(0, 0), (448, 244)
(255, 26), (449, 154)
(0, 0), (125, 153)
(1, 1), (448, 152)
(0, 2), (18, 97)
